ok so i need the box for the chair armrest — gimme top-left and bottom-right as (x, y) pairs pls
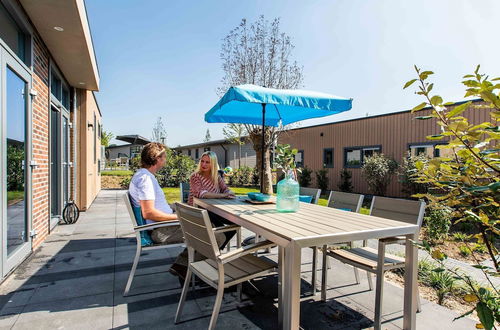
(213, 224), (241, 234)
(134, 220), (180, 232)
(380, 236), (413, 246)
(218, 240), (275, 264)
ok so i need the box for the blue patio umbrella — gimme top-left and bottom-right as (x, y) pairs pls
(205, 84), (353, 192)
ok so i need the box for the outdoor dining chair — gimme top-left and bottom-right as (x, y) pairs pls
(174, 202), (277, 330)
(179, 182), (190, 203)
(122, 193), (185, 296)
(312, 191), (364, 295)
(322, 196), (425, 329)
(299, 187), (321, 204)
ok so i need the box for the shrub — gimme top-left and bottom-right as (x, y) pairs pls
(428, 269), (456, 305)
(129, 156), (141, 172)
(458, 245), (472, 257)
(252, 166), (260, 186)
(337, 168), (353, 192)
(120, 176), (131, 189)
(452, 232), (470, 242)
(298, 166), (313, 187)
(424, 205), (452, 243)
(399, 152), (430, 197)
(315, 169), (329, 191)
(156, 149), (196, 187)
(7, 145), (24, 191)
(361, 153), (398, 196)
(234, 166), (252, 186)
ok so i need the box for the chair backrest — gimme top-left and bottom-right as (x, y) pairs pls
(180, 182), (190, 203)
(327, 191), (364, 213)
(175, 202), (220, 260)
(370, 196), (426, 228)
(123, 193), (139, 227)
(299, 187), (321, 204)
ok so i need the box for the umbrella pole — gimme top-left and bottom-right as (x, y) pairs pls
(260, 103), (266, 193)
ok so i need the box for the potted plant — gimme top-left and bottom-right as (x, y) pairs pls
(274, 144), (301, 212)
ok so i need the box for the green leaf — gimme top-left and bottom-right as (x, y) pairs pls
(446, 101), (471, 118)
(488, 182), (500, 192)
(476, 302), (494, 330)
(411, 102), (428, 112)
(403, 79), (417, 89)
(420, 71), (434, 80)
(430, 95), (443, 106)
(415, 116), (433, 120)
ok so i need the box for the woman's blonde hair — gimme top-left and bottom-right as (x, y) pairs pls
(196, 151), (220, 186)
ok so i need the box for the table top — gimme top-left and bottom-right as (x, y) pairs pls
(193, 197), (419, 248)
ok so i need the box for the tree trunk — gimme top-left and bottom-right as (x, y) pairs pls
(249, 129), (273, 194)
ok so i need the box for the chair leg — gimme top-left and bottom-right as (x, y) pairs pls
(354, 267), (360, 284)
(311, 247), (317, 295)
(367, 272), (373, 291)
(237, 283), (243, 302)
(417, 285), (422, 313)
(321, 245), (328, 302)
(124, 243), (142, 296)
(208, 282), (225, 330)
(374, 241), (386, 330)
(175, 267), (193, 324)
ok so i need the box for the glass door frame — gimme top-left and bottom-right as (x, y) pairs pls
(0, 45), (33, 277)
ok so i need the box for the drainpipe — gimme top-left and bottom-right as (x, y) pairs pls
(71, 87), (77, 203)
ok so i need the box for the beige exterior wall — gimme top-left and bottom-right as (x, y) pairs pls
(76, 90), (102, 210)
(279, 101), (493, 197)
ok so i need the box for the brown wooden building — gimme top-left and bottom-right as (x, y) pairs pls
(279, 100), (493, 197)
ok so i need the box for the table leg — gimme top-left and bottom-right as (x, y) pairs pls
(403, 234), (418, 330)
(278, 246), (285, 328)
(284, 241), (301, 329)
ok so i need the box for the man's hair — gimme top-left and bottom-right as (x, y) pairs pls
(140, 142), (166, 168)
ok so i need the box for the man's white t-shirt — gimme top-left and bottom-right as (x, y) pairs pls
(128, 168), (173, 224)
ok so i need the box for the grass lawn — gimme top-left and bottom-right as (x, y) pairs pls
(7, 191), (24, 203)
(162, 186), (370, 214)
(101, 170), (133, 176)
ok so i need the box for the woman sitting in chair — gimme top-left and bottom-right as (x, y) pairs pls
(188, 151), (236, 248)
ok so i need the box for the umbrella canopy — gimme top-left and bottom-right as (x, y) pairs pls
(205, 84), (353, 126)
(205, 84), (353, 193)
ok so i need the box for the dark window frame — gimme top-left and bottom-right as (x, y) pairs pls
(323, 148), (334, 168)
(204, 147), (211, 152)
(295, 150), (304, 168)
(343, 145), (382, 168)
(195, 148), (199, 159)
(407, 142), (447, 158)
(188, 149), (192, 156)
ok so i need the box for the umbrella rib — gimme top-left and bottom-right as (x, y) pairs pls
(273, 103), (283, 124)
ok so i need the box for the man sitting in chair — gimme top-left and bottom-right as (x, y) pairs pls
(128, 142), (183, 245)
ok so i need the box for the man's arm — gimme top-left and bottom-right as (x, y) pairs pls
(140, 200), (177, 222)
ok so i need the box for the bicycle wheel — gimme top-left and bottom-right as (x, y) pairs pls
(63, 202), (80, 224)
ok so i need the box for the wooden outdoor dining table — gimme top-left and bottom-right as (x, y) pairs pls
(193, 196), (419, 330)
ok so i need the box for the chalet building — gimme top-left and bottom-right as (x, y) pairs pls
(0, 0), (101, 279)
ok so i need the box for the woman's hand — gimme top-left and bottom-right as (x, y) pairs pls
(222, 192), (236, 199)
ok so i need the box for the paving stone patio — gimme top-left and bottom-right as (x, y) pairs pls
(0, 190), (477, 329)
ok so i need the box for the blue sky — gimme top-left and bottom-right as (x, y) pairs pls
(86, 0), (500, 147)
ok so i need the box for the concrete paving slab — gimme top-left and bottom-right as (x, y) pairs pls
(12, 293), (113, 330)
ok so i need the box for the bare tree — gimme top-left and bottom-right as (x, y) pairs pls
(218, 16), (303, 193)
(151, 117), (167, 145)
(223, 123), (247, 168)
(204, 129), (211, 142)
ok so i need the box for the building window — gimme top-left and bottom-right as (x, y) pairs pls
(344, 146), (381, 168)
(323, 148), (334, 168)
(409, 144), (434, 157)
(130, 145), (141, 158)
(408, 143), (452, 158)
(204, 147), (211, 152)
(50, 69), (70, 110)
(195, 149), (199, 159)
(295, 150), (304, 168)
(0, 3), (30, 65)
(188, 150), (192, 156)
